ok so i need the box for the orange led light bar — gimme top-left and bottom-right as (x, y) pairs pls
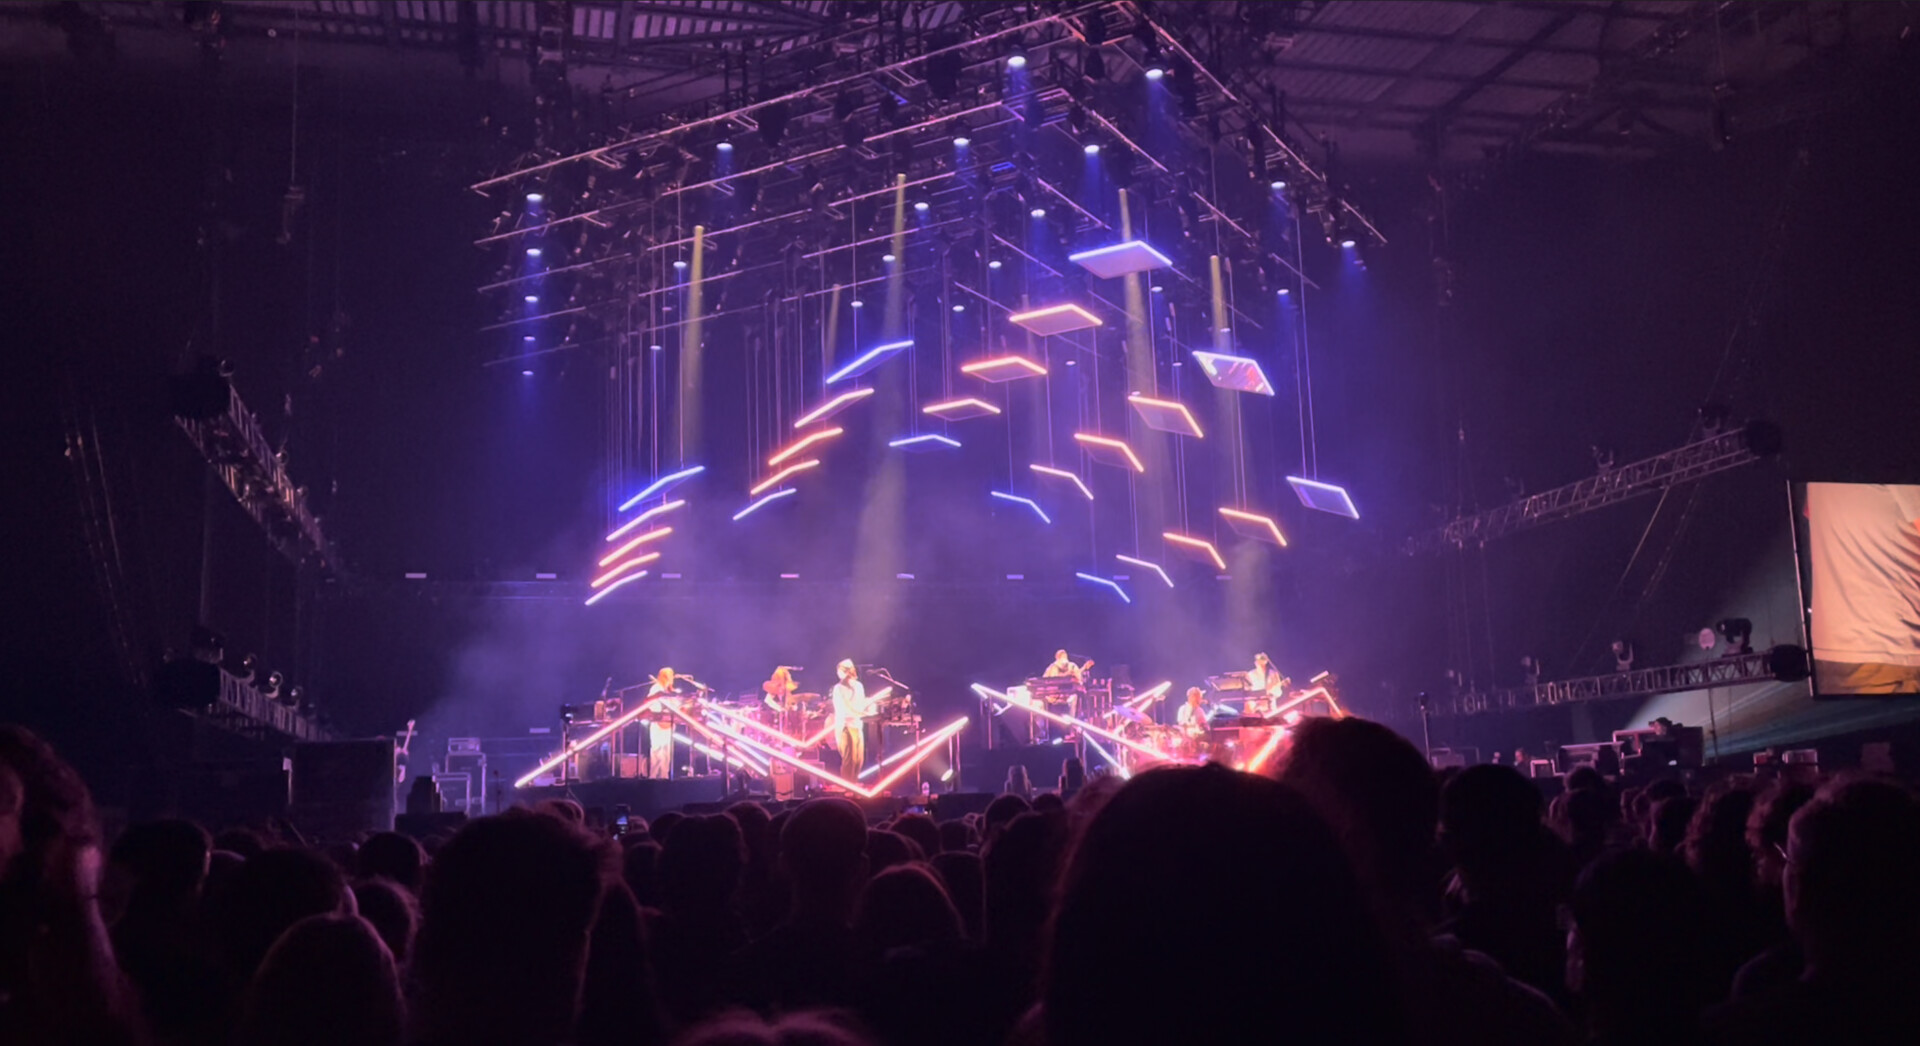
(598, 526), (673, 567)
(961, 355), (1048, 382)
(1163, 531), (1226, 571)
(1073, 432), (1145, 473)
(590, 552), (661, 588)
(1219, 506), (1289, 547)
(1127, 392), (1205, 438)
(749, 458), (820, 496)
(794, 387), (874, 429)
(1244, 725), (1290, 774)
(1007, 303), (1102, 335)
(1030, 463), (1094, 500)
(769, 426), (843, 467)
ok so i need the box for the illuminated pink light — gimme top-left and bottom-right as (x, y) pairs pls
(922, 396), (1002, 419)
(1030, 463), (1094, 500)
(769, 426), (843, 467)
(1219, 506), (1289, 547)
(598, 527), (673, 567)
(1007, 303), (1102, 335)
(590, 552), (661, 588)
(1128, 681), (1173, 709)
(1127, 393), (1205, 438)
(1244, 725), (1290, 774)
(606, 500), (685, 542)
(961, 355), (1048, 381)
(1163, 530), (1226, 571)
(582, 569), (649, 606)
(1115, 554), (1173, 588)
(866, 718), (969, 795)
(701, 718), (874, 796)
(1073, 432), (1145, 472)
(976, 684), (1173, 763)
(794, 387), (874, 429)
(750, 458), (820, 496)
(515, 696), (655, 786)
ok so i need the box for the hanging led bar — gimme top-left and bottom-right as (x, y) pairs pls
(1190, 350), (1277, 396)
(732, 487), (797, 522)
(749, 459), (820, 496)
(591, 552), (661, 588)
(888, 433), (962, 452)
(1068, 239), (1175, 279)
(605, 499), (685, 542)
(1074, 571), (1131, 604)
(1219, 507), (1289, 547)
(960, 355), (1048, 382)
(825, 339), (913, 384)
(794, 387), (875, 429)
(1114, 553), (1173, 588)
(922, 396), (1002, 421)
(1163, 531), (1226, 571)
(769, 427), (844, 467)
(1073, 432), (1145, 473)
(1008, 303), (1102, 336)
(1029, 463), (1093, 500)
(598, 526), (673, 566)
(582, 570), (649, 607)
(990, 491), (1051, 524)
(1286, 477), (1361, 519)
(618, 464), (705, 511)
(1127, 393), (1205, 438)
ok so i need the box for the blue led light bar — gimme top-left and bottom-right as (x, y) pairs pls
(826, 339), (913, 384)
(618, 465), (704, 511)
(1075, 571), (1132, 604)
(991, 490), (1051, 524)
(888, 433), (962, 452)
(1286, 476), (1360, 519)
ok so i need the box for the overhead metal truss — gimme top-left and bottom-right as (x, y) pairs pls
(175, 378), (336, 574)
(1434, 650), (1780, 717)
(1405, 422), (1779, 554)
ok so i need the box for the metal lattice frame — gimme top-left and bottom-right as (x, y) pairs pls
(1435, 650), (1777, 717)
(176, 381), (336, 573)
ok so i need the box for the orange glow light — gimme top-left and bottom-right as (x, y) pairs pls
(1163, 531), (1226, 570)
(769, 426), (843, 467)
(749, 458), (820, 496)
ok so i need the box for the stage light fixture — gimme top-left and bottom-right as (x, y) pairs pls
(1340, 238), (1357, 249)
(1145, 66), (1165, 81)
(914, 201), (930, 213)
(1009, 303), (1101, 335)
(1084, 143), (1101, 156)
(1030, 207), (1047, 218)
(1127, 392), (1204, 437)
(619, 465), (705, 510)
(526, 192), (544, 203)
(673, 259), (688, 270)
(1007, 48), (1028, 69)
(717, 139), (733, 152)
(1716, 618), (1754, 655)
(1218, 507), (1288, 547)
(599, 527), (671, 566)
(1285, 476), (1360, 519)
(1163, 531), (1226, 570)
(1612, 640), (1636, 672)
(1115, 553), (1173, 588)
(952, 304), (966, 312)
(1278, 287), (1291, 296)
(768, 426), (844, 467)
(1030, 463), (1093, 500)
(523, 335), (535, 342)
(591, 552), (659, 588)
(1191, 350), (1277, 395)
(650, 344), (663, 351)
(1075, 572), (1132, 604)
(1070, 239), (1174, 278)
(888, 433), (961, 452)
(524, 294), (538, 303)
(521, 369), (534, 377)
(749, 459), (820, 497)
(850, 299), (864, 309)
(1073, 432), (1145, 472)
(526, 247), (542, 257)
(991, 490), (1051, 525)
(606, 499), (685, 542)
(882, 252), (897, 263)
(794, 387), (875, 428)
(953, 134), (971, 147)
(988, 260), (1003, 270)
(961, 355), (1047, 382)
(1270, 180), (1287, 190)
(731, 487), (797, 522)
(826, 339), (911, 384)
(922, 397), (1001, 421)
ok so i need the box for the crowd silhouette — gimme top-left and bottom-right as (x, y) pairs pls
(2, 718), (1917, 1045)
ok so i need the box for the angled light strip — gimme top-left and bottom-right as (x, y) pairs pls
(1244, 725), (1291, 774)
(888, 433), (961, 451)
(598, 526), (672, 566)
(590, 552), (661, 587)
(1286, 476), (1360, 519)
(582, 569), (649, 606)
(1007, 303), (1102, 335)
(750, 458), (820, 496)
(769, 426), (843, 467)
(619, 464), (704, 511)
(1115, 553), (1173, 588)
(732, 487), (797, 522)
(1163, 531), (1227, 571)
(674, 730), (772, 776)
(1073, 432), (1145, 473)
(1219, 506), (1289, 546)
(858, 733), (928, 778)
(514, 696), (655, 786)
(1127, 392), (1205, 438)
(973, 683), (1167, 762)
(702, 701), (815, 752)
(1128, 681), (1173, 709)
(702, 719), (869, 794)
(922, 396), (1002, 420)
(605, 499), (685, 542)
(1030, 463), (1093, 500)
(826, 339), (913, 384)
(866, 718), (968, 796)
(794, 387), (875, 429)
(1075, 571), (1131, 604)
(991, 490), (1051, 524)
(960, 355), (1048, 381)
(1081, 734), (1131, 779)
(1068, 239), (1174, 278)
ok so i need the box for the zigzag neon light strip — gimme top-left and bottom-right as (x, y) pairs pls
(888, 433), (961, 451)
(582, 570), (648, 606)
(794, 387), (874, 429)
(1030, 463), (1093, 500)
(701, 714), (967, 798)
(750, 459), (820, 496)
(1081, 734), (1131, 779)
(598, 527), (672, 566)
(619, 465), (704, 511)
(972, 684), (1169, 763)
(991, 490), (1051, 524)
(514, 697), (654, 786)
(1075, 571), (1131, 604)
(1163, 530), (1226, 570)
(769, 427), (843, 467)
(1244, 725), (1291, 774)
(606, 499), (685, 542)
(1115, 553), (1172, 588)
(673, 730), (772, 776)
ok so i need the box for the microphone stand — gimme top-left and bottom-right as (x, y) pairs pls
(1418, 691), (1433, 765)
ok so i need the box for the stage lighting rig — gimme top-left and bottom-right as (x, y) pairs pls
(1716, 619), (1754, 656)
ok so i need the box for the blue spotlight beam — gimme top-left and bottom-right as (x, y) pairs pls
(1075, 572), (1131, 604)
(990, 490), (1051, 525)
(825, 339), (913, 384)
(619, 465), (705, 511)
(1286, 477), (1360, 520)
(732, 487), (797, 522)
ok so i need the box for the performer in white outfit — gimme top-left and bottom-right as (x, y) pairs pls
(645, 667), (681, 779)
(830, 659), (873, 779)
(1245, 652), (1286, 716)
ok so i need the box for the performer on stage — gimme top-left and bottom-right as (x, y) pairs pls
(830, 659), (873, 779)
(1246, 652), (1286, 716)
(1177, 686), (1211, 739)
(644, 667), (682, 779)
(1044, 649), (1092, 684)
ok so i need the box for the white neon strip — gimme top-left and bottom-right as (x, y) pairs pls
(619, 465), (704, 511)
(1128, 681), (1173, 709)
(605, 499), (685, 542)
(1075, 572), (1131, 604)
(1030, 463), (1093, 500)
(1128, 393), (1205, 437)
(1244, 725), (1290, 774)
(960, 355), (1047, 379)
(1219, 506), (1289, 546)
(1081, 734), (1131, 780)
(598, 526), (673, 566)
(674, 730), (772, 776)
(769, 427), (843, 467)
(582, 569), (649, 606)
(514, 696), (657, 786)
(1073, 432), (1145, 472)
(732, 487), (797, 521)
(702, 718), (870, 794)
(1310, 670), (1331, 684)
(826, 339), (913, 384)
(991, 490), (1051, 524)
(975, 683), (1168, 762)
(1007, 303), (1103, 327)
(794, 387), (875, 429)
(1115, 554), (1172, 588)
(867, 718), (968, 796)
(889, 433), (961, 450)
(1163, 531), (1226, 571)
(750, 458), (820, 496)
(1067, 239), (1174, 268)
(589, 552), (660, 588)
(702, 701), (815, 751)
(1286, 476), (1360, 518)
(922, 396), (1001, 418)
